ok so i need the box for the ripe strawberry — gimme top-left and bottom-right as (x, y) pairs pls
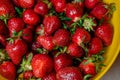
(26, 25), (35, 31)
(31, 41), (42, 51)
(23, 9), (40, 25)
(8, 17), (25, 36)
(90, 2), (111, 20)
(0, 61), (16, 80)
(6, 39), (28, 65)
(84, 0), (100, 9)
(53, 29), (70, 47)
(31, 54), (54, 78)
(43, 15), (61, 36)
(23, 71), (34, 80)
(0, 35), (7, 47)
(95, 23), (113, 46)
(0, 20), (8, 35)
(34, 1), (49, 16)
(43, 72), (56, 80)
(18, 0), (34, 8)
(22, 28), (33, 43)
(0, 0), (15, 17)
(56, 67), (83, 80)
(54, 54), (72, 71)
(65, 3), (83, 22)
(72, 28), (91, 45)
(88, 37), (103, 55)
(79, 60), (96, 75)
(12, 0), (21, 7)
(67, 43), (84, 57)
(37, 35), (55, 50)
(51, 0), (66, 12)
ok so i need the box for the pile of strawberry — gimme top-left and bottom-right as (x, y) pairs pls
(0, 0), (116, 80)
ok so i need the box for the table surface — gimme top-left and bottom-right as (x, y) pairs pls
(101, 53), (120, 80)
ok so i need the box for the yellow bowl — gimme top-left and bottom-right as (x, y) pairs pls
(0, 0), (120, 80)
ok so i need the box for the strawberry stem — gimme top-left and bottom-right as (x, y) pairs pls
(84, 74), (92, 80)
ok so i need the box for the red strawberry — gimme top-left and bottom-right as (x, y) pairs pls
(51, 0), (66, 12)
(95, 23), (113, 46)
(90, 2), (110, 20)
(31, 54), (54, 78)
(88, 37), (103, 55)
(53, 29), (70, 47)
(72, 28), (91, 45)
(79, 60), (96, 75)
(0, 61), (16, 80)
(43, 72), (56, 80)
(0, 0), (15, 17)
(66, 3), (83, 22)
(0, 35), (7, 47)
(37, 35), (55, 50)
(23, 71), (34, 80)
(8, 17), (25, 36)
(0, 20), (8, 35)
(56, 67), (83, 80)
(31, 41), (42, 51)
(22, 28), (33, 43)
(43, 15), (61, 36)
(23, 9), (40, 25)
(18, 0), (34, 8)
(12, 0), (21, 7)
(6, 39), (28, 65)
(54, 54), (72, 71)
(67, 43), (84, 57)
(34, 1), (49, 16)
(84, 0), (100, 9)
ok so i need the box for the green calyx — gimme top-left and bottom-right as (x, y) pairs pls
(0, 14), (10, 25)
(17, 53), (33, 74)
(74, 0), (84, 3)
(82, 18), (96, 31)
(84, 74), (92, 80)
(0, 49), (10, 64)
(36, 48), (48, 54)
(15, 7), (25, 17)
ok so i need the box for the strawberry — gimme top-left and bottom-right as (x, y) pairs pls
(0, 61), (16, 80)
(31, 54), (54, 78)
(53, 29), (70, 47)
(72, 28), (91, 45)
(65, 3), (83, 22)
(84, 0), (100, 9)
(31, 41), (42, 51)
(0, 20), (8, 35)
(56, 67), (83, 80)
(54, 54), (72, 71)
(22, 28), (33, 43)
(79, 60), (96, 75)
(67, 43), (84, 57)
(6, 39), (28, 65)
(23, 9), (40, 25)
(23, 71), (34, 80)
(34, 1), (49, 16)
(88, 37), (103, 55)
(8, 17), (25, 36)
(12, 0), (21, 7)
(43, 15), (61, 36)
(18, 0), (34, 8)
(95, 23), (113, 46)
(90, 2), (114, 20)
(37, 35), (55, 50)
(43, 72), (56, 80)
(51, 0), (66, 12)
(0, 0), (15, 17)
(0, 35), (7, 47)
